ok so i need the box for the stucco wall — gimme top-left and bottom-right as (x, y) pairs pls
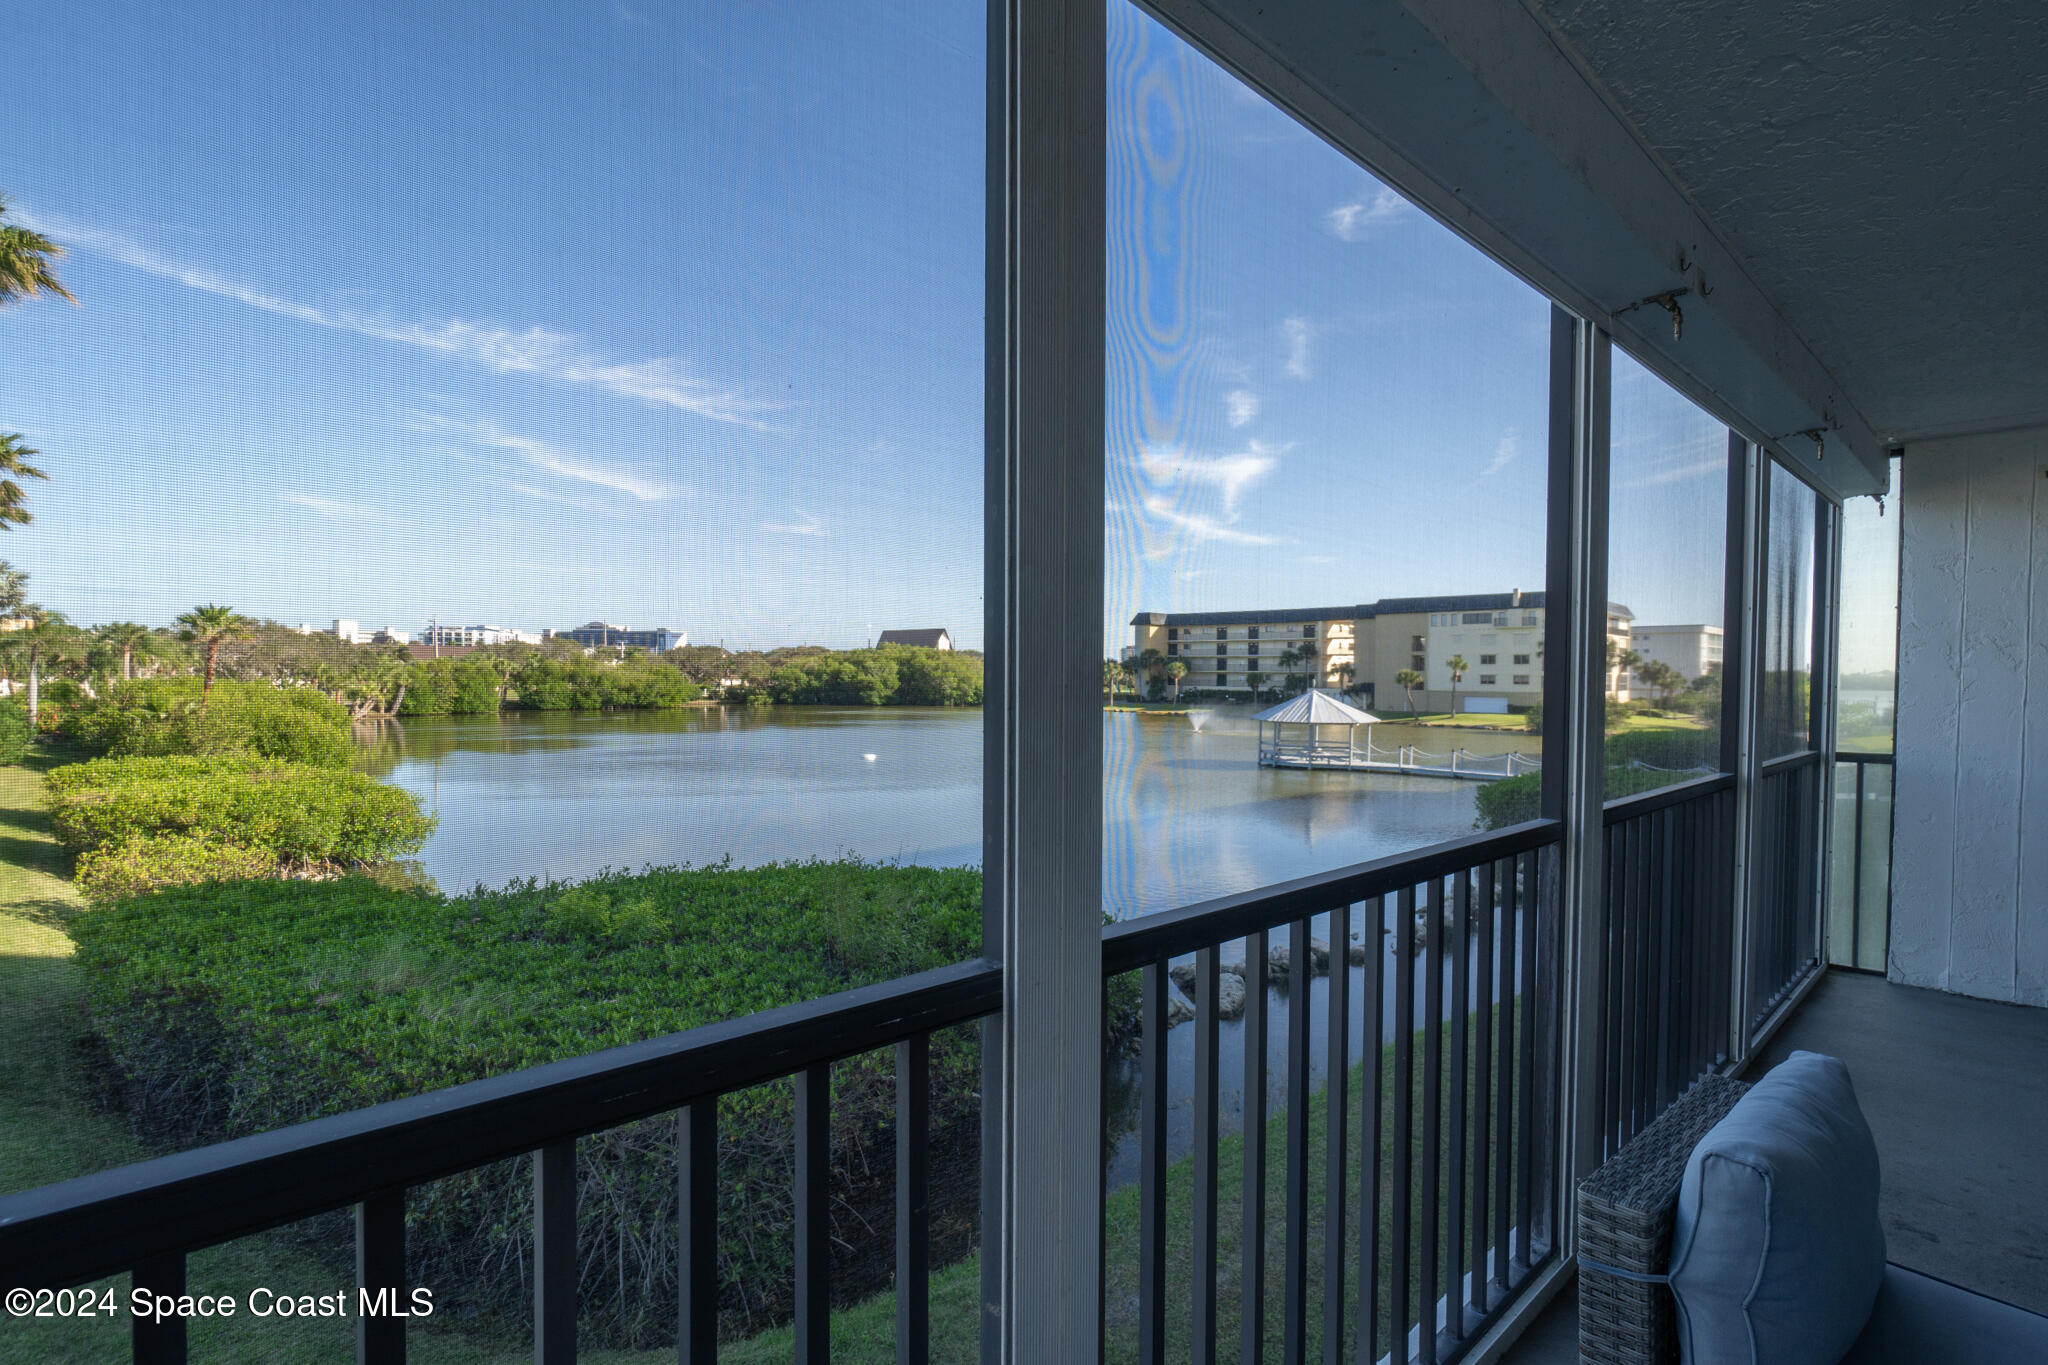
(1892, 427), (2048, 1005)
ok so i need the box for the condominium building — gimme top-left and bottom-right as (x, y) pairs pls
(418, 623), (545, 648)
(550, 622), (687, 652)
(1628, 623), (1725, 692)
(1132, 590), (1635, 710)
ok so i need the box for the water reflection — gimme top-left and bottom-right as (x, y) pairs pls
(362, 705), (1539, 916)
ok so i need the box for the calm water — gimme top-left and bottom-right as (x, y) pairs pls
(358, 705), (1541, 917)
(357, 705), (1543, 1173)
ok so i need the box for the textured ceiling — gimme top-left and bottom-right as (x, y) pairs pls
(1529, 0), (2048, 443)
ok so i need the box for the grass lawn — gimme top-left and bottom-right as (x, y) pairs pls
(1406, 712), (1534, 731)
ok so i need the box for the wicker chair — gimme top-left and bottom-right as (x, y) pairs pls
(1576, 1074), (1751, 1364)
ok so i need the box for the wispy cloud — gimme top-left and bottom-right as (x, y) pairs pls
(1282, 315), (1313, 380)
(21, 207), (779, 429)
(1225, 389), (1260, 428)
(414, 412), (684, 502)
(1483, 429), (1519, 477)
(1139, 439), (1284, 513)
(1141, 497), (1279, 552)
(280, 492), (381, 520)
(1298, 554), (1337, 566)
(1324, 187), (1412, 242)
(1626, 458), (1725, 488)
(762, 510), (826, 536)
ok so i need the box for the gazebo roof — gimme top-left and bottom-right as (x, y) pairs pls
(1252, 689), (1381, 726)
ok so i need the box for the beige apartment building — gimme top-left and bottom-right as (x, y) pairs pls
(1131, 590), (1636, 711)
(1627, 623), (1725, 694)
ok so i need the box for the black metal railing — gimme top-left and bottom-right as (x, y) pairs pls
(1827, 752), (1893, 973)
(1594, 774), (1737, 1158)
(0, 958), (1002, 1364)
(1748, 751), (1826, 1038)
(1101, 819), (1564, 1365)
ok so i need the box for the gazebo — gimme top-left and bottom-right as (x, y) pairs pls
(1253, 688), (1382, 769)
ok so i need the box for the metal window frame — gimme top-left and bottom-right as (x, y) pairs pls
(985, 0), (1107, 1359)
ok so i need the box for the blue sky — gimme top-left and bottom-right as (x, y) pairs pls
(3, 0), (1746, 653)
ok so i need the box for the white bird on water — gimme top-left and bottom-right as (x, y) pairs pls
(863, 753), (878, 762)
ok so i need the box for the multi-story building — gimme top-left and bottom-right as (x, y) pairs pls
(1628, 623), (1724, 694)
(550, 622), (686, 652)
(1132, 590), (1635, 710)
(294, 619), (411, 646)
(877, 628), (953, 650)
(419, 623), (545, 648)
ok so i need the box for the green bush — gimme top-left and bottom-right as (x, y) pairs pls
(761, 646), (982, 706)
(0, 700), (30, 764)
(73, 861), (983, 1345)
(68, 679), (353, 767)
(510, 656), (696, 710)
(397, 659), (501, 715)
(45, 756), (435, 869)
(75, 834), (280, 901)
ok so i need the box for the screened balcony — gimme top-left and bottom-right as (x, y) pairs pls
(2, 2), (2042, 1364)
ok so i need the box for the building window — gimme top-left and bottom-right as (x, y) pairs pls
(1513, 674), (1530, 685)
(1524, 612), (1540, 626)
(1167, 627), (1177, 641)
(1302, 625), (1314, 637)
(1215, 673), (1227, 688)
(1479, 674), (1496, 685)
(1412, 654), (1426, 671)
(1479, 654), (1496, 665)
(1216, 627), (1227, 640)
(1463, 612), (1491, 624)
(1248, 626), (1259, 639)
(1166, 643), (1177, 656)
(1514, 654), (1530, 665)
(1494, 612), (1509, 626)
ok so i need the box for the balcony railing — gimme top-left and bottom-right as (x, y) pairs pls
(0, 958), (1003, 1364)
(1748, 751), (1827, 1039)
(1594, 773), (1738, 1157)
(1101, 819), (1564, 1365)
(1828, 752), (1893, 973)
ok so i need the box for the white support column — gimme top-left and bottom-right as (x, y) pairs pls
(986, 0), (1105, 1358)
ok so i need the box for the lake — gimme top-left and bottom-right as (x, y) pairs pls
(357, 704), (1544, 1176)
(357, 705), (1543, 917)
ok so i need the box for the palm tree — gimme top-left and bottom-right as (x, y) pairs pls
(7, 609), (72, 725)
(0, 434), (49, 531)
(95, 622), (154, 681)
(1333, 660), (1355, 693)
(1395, 667), (1424, 720)
(0, 195), (76, 308)
(1165, 659), (1188, 701)
(1137, 648), (1165, 696)
(176, 604), (251, 698)
(0, 560), (26, 619)
(1103, 658), (1120, 705)
(1294, 638), (1319, 686)
(1445, 654), (1469, 718)
(1245, 669), (1265, 701)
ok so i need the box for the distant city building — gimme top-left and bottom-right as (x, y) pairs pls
(550, 621), (687, 652)
(1628, 624), (1724, 691)
(419, 623), (544, 648)
(294, 619), (410, 646)
(876, 628), (952, 651)
(1132, 590), (1636, 708)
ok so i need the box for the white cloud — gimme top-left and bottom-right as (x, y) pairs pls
(1282, 315), (1313, 380)
(1627, 458), (1725, 488)
(762, 511), (826, 536)
(1324, 187), (1412, 241)
(414, 413), (684, 502)
(21, 208), (778, 429)
(280, 492), (380, 520)
(1297, 554), (1337, 566)
(1225, 389), (1260, 428)
(1139, 440), (1284, 513)
(1140, 496), (1279, 551)
(1483, 429), (1519, 477)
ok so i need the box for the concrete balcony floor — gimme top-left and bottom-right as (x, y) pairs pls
(1503, 968), (2048, 1362)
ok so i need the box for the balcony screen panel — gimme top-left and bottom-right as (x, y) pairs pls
(1835, 454), (1901, 755)
(1, 0), (989, 1335)
(1103, 0), (1553, 920)
(1603, 350), (1729, 797)
(1760, 461), (1820, 757)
